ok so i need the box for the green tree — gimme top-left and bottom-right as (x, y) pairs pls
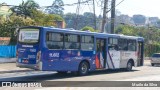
(0, 14), (35, 45)
(10, 0), (39, 19)
(1, 3), (65, 45)
(115, 24), (160, 56)
(45, 0), (64, 15)
(64, 12), (98, 30)
(81, 26), (95, 32)
(31, 10), (64, 26)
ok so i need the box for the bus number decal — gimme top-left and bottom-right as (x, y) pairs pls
(49, 53), (59, 58)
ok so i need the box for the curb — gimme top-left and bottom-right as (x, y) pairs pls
(0, 58), (16, 63)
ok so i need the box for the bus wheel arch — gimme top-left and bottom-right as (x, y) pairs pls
(78, 60), (90, 75)
(82, 60), (90, 69)
(126, 59), (134, 71)
(129, 59), (134, 66)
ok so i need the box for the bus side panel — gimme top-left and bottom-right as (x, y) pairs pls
(107, 50), (121, 69)
(41, 50), (95, 71)
(120, 51), (137, 68)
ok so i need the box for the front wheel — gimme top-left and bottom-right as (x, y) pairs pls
(126, 61), (133, 71)
(78, 61), (89, 76)
(151, 63), (154, 66)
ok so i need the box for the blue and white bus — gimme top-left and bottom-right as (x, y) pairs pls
(16, 26), (144, 75)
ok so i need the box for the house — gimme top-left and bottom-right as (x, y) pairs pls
(0, 3), (12, 20)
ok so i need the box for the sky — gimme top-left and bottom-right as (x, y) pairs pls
(0, 0), (160, 18)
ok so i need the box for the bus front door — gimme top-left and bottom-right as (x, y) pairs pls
(95, 38), (106, 69)
(137, 41), (144, 66)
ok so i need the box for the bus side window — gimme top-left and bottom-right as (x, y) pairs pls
(64, 34), (80, 49)
(114, 45), (119, 51)
(108, 38), (118, 51)
(128, 40), (136, 51)
(46, 32), (64, 49)
(81, 35), (94, 50)
(118, 39), (128, 51)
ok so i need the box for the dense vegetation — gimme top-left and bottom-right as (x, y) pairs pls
(1, 0), (160, 56)
(0, 0), (64, 45)
(115, 24), (160, 56)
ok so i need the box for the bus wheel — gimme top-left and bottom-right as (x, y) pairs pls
(151, 63), (154, 66)
(126, 61), (133, 71)
(78, 61), (89, 76)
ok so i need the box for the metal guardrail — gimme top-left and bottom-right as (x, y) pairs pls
(144, 57), (151, 60)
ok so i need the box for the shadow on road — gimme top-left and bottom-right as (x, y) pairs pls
(0, 70), (33, 74)
(0, 69), (139, 81)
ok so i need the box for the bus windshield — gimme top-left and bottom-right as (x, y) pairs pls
(18, 28), (39, 43)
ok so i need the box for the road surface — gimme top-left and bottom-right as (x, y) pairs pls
(0, 60), (159, 81)
(0, 60), (160, 90)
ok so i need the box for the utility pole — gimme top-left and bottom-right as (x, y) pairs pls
(111, 0), (116, 34)
(74, 0), (81, 30)
(93, 0), (97, 30)
(101, 0), (108, 33)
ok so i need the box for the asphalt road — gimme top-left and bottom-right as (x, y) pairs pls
(0, 60), (160, 81)
(1, 60), (160, 90)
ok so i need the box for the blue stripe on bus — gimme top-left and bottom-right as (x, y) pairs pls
(108, 51), (115, 69)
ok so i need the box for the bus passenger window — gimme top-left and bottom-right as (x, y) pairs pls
(108, 38), (118, 51)
(118, 39), (128, 51)
(81, 36), (94, 50)
(128, 40), (136, 51)
(114, 45), (119, 51)
(64, 34), (80, 49)
(46, 32), (64, 49)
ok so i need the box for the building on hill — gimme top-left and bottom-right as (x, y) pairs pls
(148, 17), (159, 27)
(116, 14), (135, 26)
(0, 3), (12, 20)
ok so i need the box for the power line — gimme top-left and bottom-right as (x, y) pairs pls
(111, 0), (116, 34)
(101, 0), (108, 33)
(95, 0), (103, 7)
(110, 0), (124, 33)
(73, 0), (98, 30)
(74, 0), (81, 29)
(1, 0), (124, 9)
(63, 0), (93, 6)
(93, 0), (97, 30)
(106, 0), (125, 13)
(41, 0), (93, 8)
(1, 0), (93, 8)
(86, 0), (93, 12)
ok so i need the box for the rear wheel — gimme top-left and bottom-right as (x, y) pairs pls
(151, 63), (154, 66)
(78, 61), (89, 76)
(126, 61), (133, 71)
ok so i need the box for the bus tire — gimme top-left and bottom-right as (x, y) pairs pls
(78, 61), (89, 76)
(126, 60), (133, 71)
(151, 63), (154, 66)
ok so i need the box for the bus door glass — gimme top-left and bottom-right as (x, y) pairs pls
(118, 38), (128, 68)
(96, 38), (106, 69)
(107, 38), (120, 69)
(137, 41), (144, 66)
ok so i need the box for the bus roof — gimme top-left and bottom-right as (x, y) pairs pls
(20, 26), (144, 41)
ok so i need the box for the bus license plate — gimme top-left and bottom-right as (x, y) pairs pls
(23, 60), (29, 63)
